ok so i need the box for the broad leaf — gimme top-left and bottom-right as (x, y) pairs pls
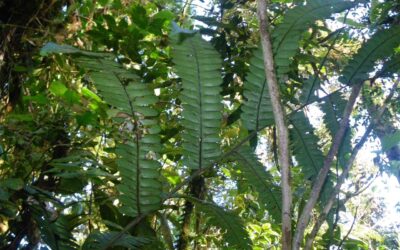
(232, 146), (282, 223)
(188, 198), (252, 250)
(340, 26), (400, 85)
(171, 32), (222, 170)
(82, 231), (150, 250)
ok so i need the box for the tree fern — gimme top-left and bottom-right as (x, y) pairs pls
(232, 146), (281, 223)
(289, 111), (324, 180)
(170, 31), (222, 170)
(340, 26), (400, 85)
(41, 43), (162, 217)
(186, 197), (252, 249)
(273, 0), (359, 78)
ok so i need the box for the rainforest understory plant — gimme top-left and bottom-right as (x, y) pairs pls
(1, 0), (400, 249)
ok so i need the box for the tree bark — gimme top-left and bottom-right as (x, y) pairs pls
(256, 1), (292, 249)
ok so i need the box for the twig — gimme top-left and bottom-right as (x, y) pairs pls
(337, 206), (359, 250)
(293, 82), (363, 250)
(304, 80), (399, 249)
(256, 0), (292, 249)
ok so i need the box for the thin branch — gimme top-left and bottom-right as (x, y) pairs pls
(337, 206), (359, 250)
(256, 1), (292, 249)
(304, 80), (399, 249)
(293, 82), (363, 250)
(304, 124), (372, 250)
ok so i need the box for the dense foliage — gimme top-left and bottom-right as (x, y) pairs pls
(0, 0), (399, 249)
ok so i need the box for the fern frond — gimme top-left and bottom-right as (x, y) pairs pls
(273, 0), (358, 78)
(77, 57), (162, 217)
(241, 0), (357, 130)
(289, 111), (324, 180)
(82, 231), (150, 250)
(171, 32), (222, 169)
(41, 43), (162, 217)
(187, 197), (252, 249)
(340, 26), (400, 85)
(241, 50), (274, 131)
(232, 146), (281, 223)
(299, 77), (321, 105)
(320, 92), (352, 168)
(379, 55), (400, 77)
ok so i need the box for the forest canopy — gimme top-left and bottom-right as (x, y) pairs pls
(0, 0), (400, 249)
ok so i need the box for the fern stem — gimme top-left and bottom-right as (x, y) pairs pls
(293, 82), (363, 250)
(256, 1), (292, 249)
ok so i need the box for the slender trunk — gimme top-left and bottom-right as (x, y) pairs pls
(304, 125), (372, 250)
(256, 1), (292, 249)
(304, 80), (398, 249)
(293, 83), (363, 249)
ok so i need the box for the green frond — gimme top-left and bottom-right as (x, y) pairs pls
(379, 55), (400, 77)
(340, 26), (400, 85)
(241, 49), (274, 131)
(77, 56), (162, 217)
(289, 111), (324, 180)
(187, 198), (252, 250)
(299, 77), (321, 105)
(290, 111), (335, 205)
(82, 231), (150, 250)
(41, 43), (162, 217)
(320, 92), (352, 168)
(171, 32), (222, 170)
(232, 146), (282, 223)
(241, 0), (357, 130)
(30, 209), (79, 250)
(115, 140), (162, 217)
(41, 42), (109, 57)
(273, 0), (359, 78)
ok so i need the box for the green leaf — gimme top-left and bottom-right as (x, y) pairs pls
(232, 146), (282, 223)
(40, 42), (108, 57)
(241, 52), (274, 131)
(171, 31), (222, 170)
(1, 178), (24, 190)
(273, 0), (359, 78)
(241, 0), (357, 129)
(289, 111), (324, 180)
(320, 92), (352, 168)
(0, 187), (9, 201)
(82, 231), (150, 250)
(340, 26), (400, 85)
(116, 141), (162, 217)
(381, 131), (400, 151)
(188, 198), (252, 250)
(23, 94), (48, 105)
(49, 81), (68, 96)
(299, 77), (321, 105)
(42, 44), (163, 217)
